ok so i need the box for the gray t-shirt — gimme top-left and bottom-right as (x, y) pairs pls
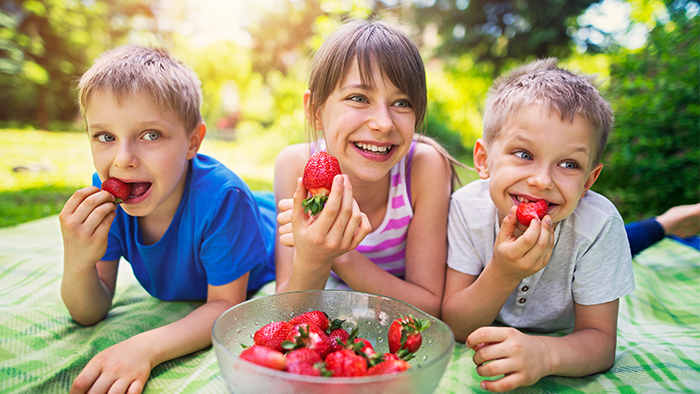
(447, 179), (635, 332)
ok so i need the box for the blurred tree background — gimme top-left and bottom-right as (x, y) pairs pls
(0, 0), (698, 226)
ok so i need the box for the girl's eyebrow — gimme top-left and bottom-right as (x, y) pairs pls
(339, 83), (407, 97)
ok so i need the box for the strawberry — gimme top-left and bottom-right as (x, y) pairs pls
(388, 315), (430, 355)
(366, 359), (411, 375)
(353, 337), (377, 359)
(282, 323), (332, 359)
(301, 151), (342, 216)
(328, 327), (350, 353)
(239, 345), (286, 370)
(285, 347), (323, 366)
(101, 177), (132, 204)
(324, 349), (367, 377)
(289, 311), (331, 332)
(516, 199), (549, 226)
(253, 321), (293, 353)
(286, 362), (328, 376)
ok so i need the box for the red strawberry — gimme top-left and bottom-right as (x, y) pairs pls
(101, 178), (132, 204)
(324, 349), (367, 377)
(302, 151), (342, 216)
(353, 337), (377, 359)
(289, 311), (331, 332)
(516, 199), (548, 226)
(239, 345), (286, 370)
(388, 315), (430, 355)
(328, 327), (350, 353)
(285, 347), (323, 366)
(366, 359), (411, 375)
(282, 323), (332, 359)
(253, 321), (293, 353)
(287, 362), (327, 376)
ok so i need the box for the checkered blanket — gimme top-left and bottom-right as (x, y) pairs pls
(1, 216), (699, 393)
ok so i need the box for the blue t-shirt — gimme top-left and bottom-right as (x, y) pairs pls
(93, 154), (275, 301)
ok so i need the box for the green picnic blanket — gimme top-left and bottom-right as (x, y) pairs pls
(1, 216), (699, 393)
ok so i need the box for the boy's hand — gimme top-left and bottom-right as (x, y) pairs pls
(490, 206), (554, 284)
(59, 186), (117, 270)
(467, 326), (551, 392)
(70, 337), (151, 394)
(290, 175), (371, 268)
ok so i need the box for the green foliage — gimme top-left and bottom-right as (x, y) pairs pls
(411, 0), (600, 75)
(594, 11), (699, 221)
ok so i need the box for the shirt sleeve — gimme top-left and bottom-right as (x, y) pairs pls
(199, 188), (269, 287)
(447, 196), (488, 276)
(572, 215), (636, 305)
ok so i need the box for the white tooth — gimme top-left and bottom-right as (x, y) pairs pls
(371, 145), (378, 152)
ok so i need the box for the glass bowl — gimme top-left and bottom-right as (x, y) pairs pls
(212, 290), (455, 394)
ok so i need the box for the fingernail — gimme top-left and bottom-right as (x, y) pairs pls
(481, 382), (487, 389)
(545, 216), (552, 225)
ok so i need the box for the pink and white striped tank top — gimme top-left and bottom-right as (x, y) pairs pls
(312, 140), (416, 279)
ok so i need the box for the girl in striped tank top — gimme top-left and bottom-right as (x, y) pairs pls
(274, 19), (466, 318)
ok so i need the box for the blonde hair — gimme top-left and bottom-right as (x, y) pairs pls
(78, 45), (203, 134)
(483, 58), (614, 164)
(307, 18), (469, 189)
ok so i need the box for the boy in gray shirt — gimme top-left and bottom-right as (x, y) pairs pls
(442, 58), (634, 392)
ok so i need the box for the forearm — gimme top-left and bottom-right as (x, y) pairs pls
(276, 249), (333, 293)
(332, 251), (443, 317)
(137, 299), (234, 368)
(442, 266), (520, 342)
(537, 328), (617, 378)
(61, 264), (113, 326)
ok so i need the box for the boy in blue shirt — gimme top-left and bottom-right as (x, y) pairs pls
(59, 45), (274, 394)
(442, 58), (635, 392)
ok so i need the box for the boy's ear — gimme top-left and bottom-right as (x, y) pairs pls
(473, 139), (490, 179)
(186, 122), (206, 160)
(580, 163), (603, 199)
(303, 90), (324, 130)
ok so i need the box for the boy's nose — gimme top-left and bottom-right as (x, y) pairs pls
(368, 105), (394, 134)
(114, 142), (139, 169)
(528, 164), (554, 190)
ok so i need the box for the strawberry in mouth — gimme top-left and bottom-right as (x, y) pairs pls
(515, 196), (550, 226)
(353, 142), (393, 155)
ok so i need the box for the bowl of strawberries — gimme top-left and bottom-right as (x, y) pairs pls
(212, 290), (455, 394)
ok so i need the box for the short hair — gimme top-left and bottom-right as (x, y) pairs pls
(482, 58), (614, 165)
(78, 45), (203, 134)
(306, 18), (427, 140)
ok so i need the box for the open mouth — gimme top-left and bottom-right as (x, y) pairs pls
(354, 142), (393, 155)
(129, 182), (152, 199)
(516, 195), (553, 207)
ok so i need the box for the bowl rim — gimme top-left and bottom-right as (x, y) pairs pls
(211, 289), (455, 384)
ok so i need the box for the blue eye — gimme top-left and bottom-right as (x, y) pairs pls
(559, 161), (579, 169)
(144, 131), (161, 141)
(95, 133), (115, 142)
(514, 151), (532, 160)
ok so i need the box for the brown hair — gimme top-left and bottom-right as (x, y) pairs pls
(483, 58), (614, 165)
(307, 18), (469, 189)
(78, 45), (203, 134)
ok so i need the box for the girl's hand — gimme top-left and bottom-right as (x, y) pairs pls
(467, 326), (551, 392)
(277, 197), (294, 247)
(490, 206), (554, 284)
(59, 186), (117, 271)
(70, 336), (152, 394)
(291, 175), (371, 268)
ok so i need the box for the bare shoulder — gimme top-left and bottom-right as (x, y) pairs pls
(410, 141), (452, 187)
(274, 143), (311, 199)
